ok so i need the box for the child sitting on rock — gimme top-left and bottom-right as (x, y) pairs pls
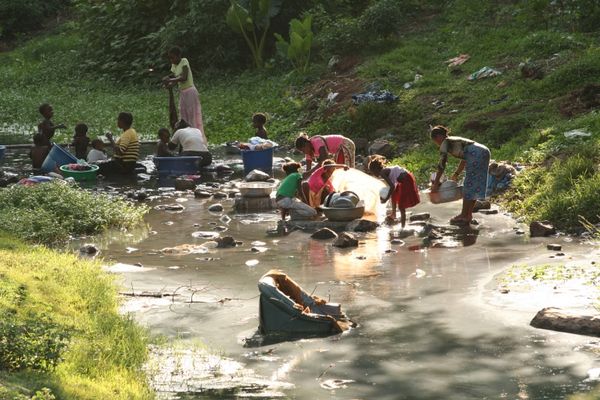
(276, 162), (317, 221)
(252, 112), (268, 139)
(368, 155), (420, 227)
(87, 138), (108, 163)
(29, 133), (50, 169)
(156, 128), (174, 157)
(71, 123), (90, 160)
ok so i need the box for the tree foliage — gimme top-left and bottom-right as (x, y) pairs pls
(274, 15), (313, 73)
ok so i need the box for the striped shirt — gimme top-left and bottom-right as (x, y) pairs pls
(114, 128), (139, 162)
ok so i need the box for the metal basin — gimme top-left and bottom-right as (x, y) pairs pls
(237, 182), (275, 198)
(320, 203), (365, 222)
(426, 181), (463, 204)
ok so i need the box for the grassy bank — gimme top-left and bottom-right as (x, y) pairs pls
(1, 6), (599, 232)
(0, 233), (152, 399)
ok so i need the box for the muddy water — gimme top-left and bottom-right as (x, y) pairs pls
(2, 146), (598, 399)
(87, 191), (598, 399)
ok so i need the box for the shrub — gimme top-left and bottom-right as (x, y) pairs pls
(0, 0), (70, 39)
(314, 14), (366, 56)
(0, 182), (147, 246)
(359, 0), (409, 38)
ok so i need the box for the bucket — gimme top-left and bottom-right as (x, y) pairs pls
(242, 148), (273, 177)
(0, 145), (5, 160)
(41, 144), (78, 173)
(154, 156), (201, 176)
(60, 164), (99, 181)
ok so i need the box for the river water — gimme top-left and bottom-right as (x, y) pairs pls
(2, 146), (599, 399)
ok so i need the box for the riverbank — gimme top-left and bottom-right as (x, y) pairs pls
(0, 233), (152, 399)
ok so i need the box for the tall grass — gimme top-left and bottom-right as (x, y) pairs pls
(0, 234), (152, 399)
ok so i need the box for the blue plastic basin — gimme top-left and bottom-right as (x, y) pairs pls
(153, 156), (201, 176)
(241, 148), (273, 177)
(41, 144), (78, 173)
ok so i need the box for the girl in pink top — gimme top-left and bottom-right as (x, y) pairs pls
(301, 159), (348, 208)
(295, 133), (356, 171)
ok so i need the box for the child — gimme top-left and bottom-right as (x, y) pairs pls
(368, 155), (420, 227)
(37, 103), (66, 146)
(87, 138), (108, 163)
(156, 128), (174, 157)
(71, 123), (90, 160)
(252, 113), (268, 139)
(276, 162), (317, 221)
(302, 159), (348, 208)
(29, 133), (50, 169)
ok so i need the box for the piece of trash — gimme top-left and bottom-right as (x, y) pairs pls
(168, 266), (180, 270)
(192, 231), (220, 239)
(252, 240), (267, 246)
(432, 99), (445, 109)
(403, 82), (413, 89)
(468, 66), (502, 81)
(220, 215), (232, 224)
(245, 259), (259, 267)
(415, 268), (426, 278)
(489, 94), (508, 105)
(585, 368), (600, 382)
(563, 129), (591, 139)
(327, 92), (339, 103)
(414, 73), (423, 81)
(352, 90), (399, 105)
(320, 379), (355, 390)
(125, 247), (138, 253)
(446, 53), (470, 67)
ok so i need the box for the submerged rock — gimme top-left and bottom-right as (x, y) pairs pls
(174, 178), (196, 191)
(409, 212), (430, 222)
(530, 220), (556, 237)
(473, 200), (491, 212)
(212, 192), (228, 199)
(530, 307), (600, 337)
(245, 169), (270, 182)
(216, 236), (237, 248)
(194, 190), (212, 198)
(208, 203), (224, 212)
(79, 244), (99, 255)
(333, 232), (359, 248)
(547, 243), (562, 251)
(311, 228), (338, 240)
(348, 219), (378, 232)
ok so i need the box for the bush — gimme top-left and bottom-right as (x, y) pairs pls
(314, 14), (366, 56)
(0, 183), (147, 246)
(359, 0), (410, 38)
(0, 0), (70, 39)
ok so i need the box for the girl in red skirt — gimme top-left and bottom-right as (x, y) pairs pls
(368, 155), (420, 226)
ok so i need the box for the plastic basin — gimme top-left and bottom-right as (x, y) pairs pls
(241, 148), (273, 177)
(426, 181), (463, 204)
(60, 164), (99, 181)
(41, 144), (78, 173)
(154, 156), (201, 176)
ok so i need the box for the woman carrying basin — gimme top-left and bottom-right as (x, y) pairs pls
(430, 125), (490, 224)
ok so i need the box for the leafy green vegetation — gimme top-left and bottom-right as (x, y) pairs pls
(0, 233), (152, 399)
(0, 183), (147, 246)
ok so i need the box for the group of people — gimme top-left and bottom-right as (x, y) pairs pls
(276, 126), (490, 226)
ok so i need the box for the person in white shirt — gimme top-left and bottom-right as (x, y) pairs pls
(87, 138), (108, 163)
(169, 119), (212, 166)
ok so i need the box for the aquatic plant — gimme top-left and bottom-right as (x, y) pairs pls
(0, 183), (148, 246)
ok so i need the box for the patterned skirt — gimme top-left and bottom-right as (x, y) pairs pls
(334, 138), (356, 168)
(179, 86), (205, 141)
(463, 143), (491, 200)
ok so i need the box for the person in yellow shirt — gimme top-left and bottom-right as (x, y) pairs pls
(100, 112), (140, 176)
(163, 46), (205, 141)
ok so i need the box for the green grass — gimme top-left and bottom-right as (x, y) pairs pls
(0, 233), (152, 399)
(0, 183), (148, 246)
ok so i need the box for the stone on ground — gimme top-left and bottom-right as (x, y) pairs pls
(530, 220), (556, 237)
(333, 232), (359, 248)
(347, 219), (378, 232)
(530, 307), (600, 337)
(311, 228), (338, 240)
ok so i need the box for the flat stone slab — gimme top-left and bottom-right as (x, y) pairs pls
(530, 307), (600, 337)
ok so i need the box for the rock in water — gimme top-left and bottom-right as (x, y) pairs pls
(208, 204), (224, 212)
(547, 243), (562, 251)
(473, 200), (491, 212)
(245, 169), (270, 182)
(409, 212), (430, 222)
(530, 307), (600, 337)
(347, 219), (378, 232)
(212, 192), (228, 199)
(174, 178), (196, 191)
(216, 236), (237, 248)
(311, 228), (338, 240)
(333, 232), (359, 248)
(194, 190), (212, 198)
(79, 244), (99, 254)
(530, 220), (556, 237)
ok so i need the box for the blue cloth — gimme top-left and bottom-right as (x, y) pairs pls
(463, 143), (490, 200)
(352, 90), (399, 105)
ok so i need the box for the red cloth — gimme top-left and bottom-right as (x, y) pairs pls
(391, 171), (420, 209)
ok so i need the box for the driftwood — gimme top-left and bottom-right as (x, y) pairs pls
(530, 307), (600, 337)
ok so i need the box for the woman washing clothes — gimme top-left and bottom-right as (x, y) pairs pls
(302, 160), (348, 208)
(295, 133), (355, 172)
(430, 125), (490, 224)
(163, 46), (205, 142)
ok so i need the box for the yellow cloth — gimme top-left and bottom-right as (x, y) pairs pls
(170, 57), (194, 90)
(114, 128), (140, 162)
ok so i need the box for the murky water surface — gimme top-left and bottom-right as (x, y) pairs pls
(2, 146), (599, 399)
